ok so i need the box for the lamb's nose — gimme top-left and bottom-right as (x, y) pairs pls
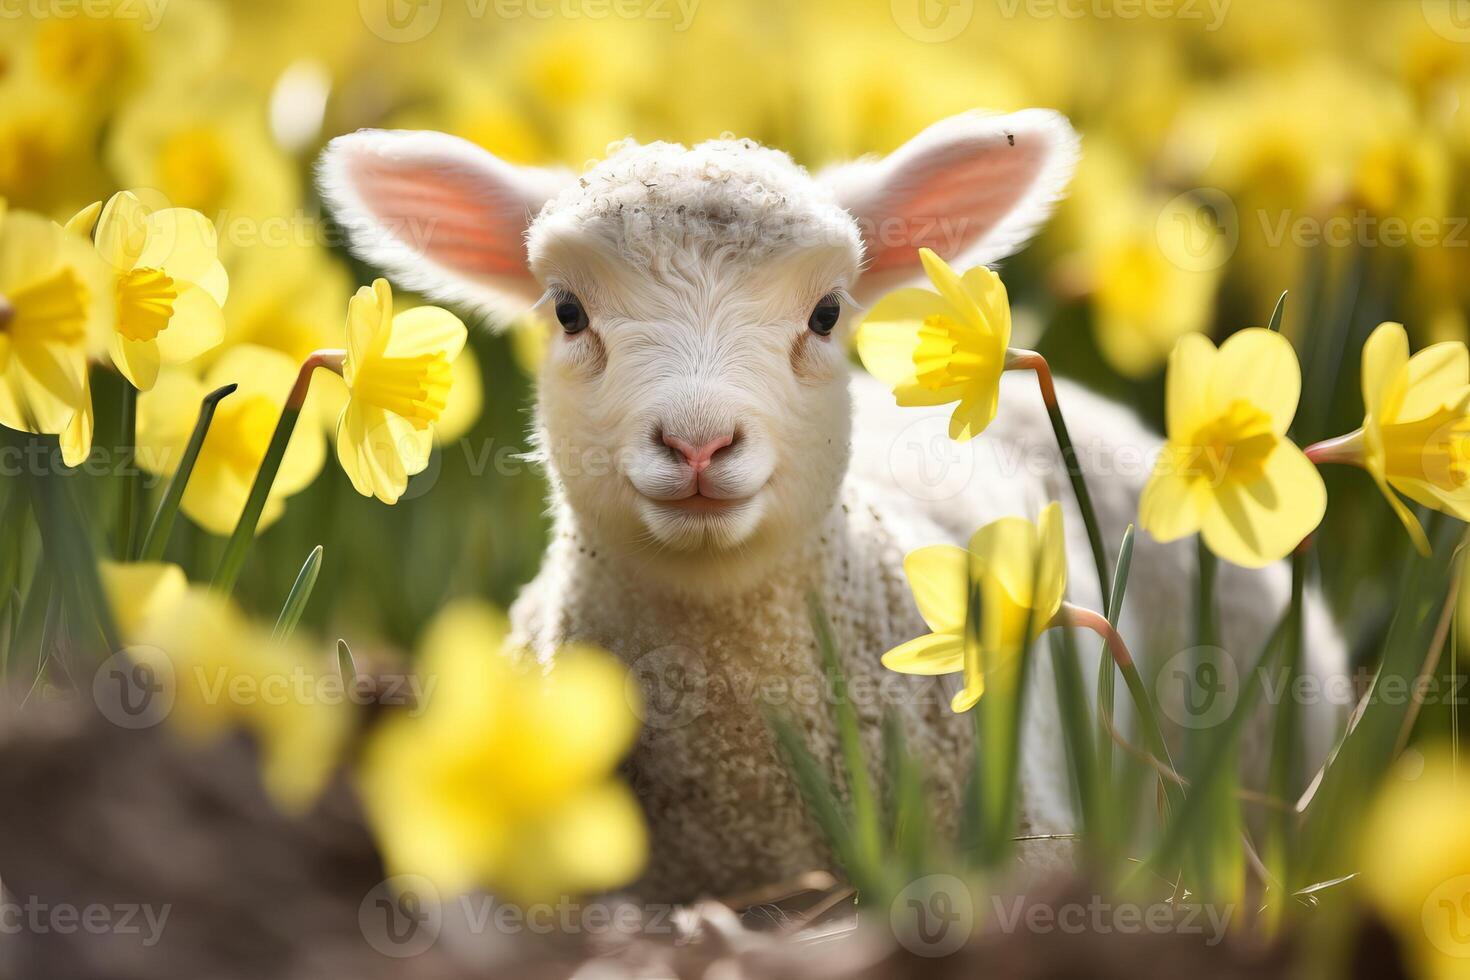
(661, 431), (735, 473)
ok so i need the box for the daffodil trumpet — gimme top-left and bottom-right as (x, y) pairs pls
(211, 349), (346, 595)
(1302, 322), (1470, 557)
(1005, 347), (1112, 606)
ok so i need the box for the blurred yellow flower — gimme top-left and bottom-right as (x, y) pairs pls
(216, 239), (349, 368)
(1140, 329), (1325, 568)
(883, 503), (1067, 713)
(358, 599), (646, 901)
(335, 279), (467, 504)
(0, 202), (112, 453)
(70, 190), (228, 390)
(855, 248), (1012, 442)
(137, 345), (326, 536)
(1360, 749), (1470, 980)
(1306, 322), (1470, 556)
(100, 560), (349, 813)
(107, 81), (299, 244)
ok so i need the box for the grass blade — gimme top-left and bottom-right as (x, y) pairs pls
(1049, 627), (1096, 844)
(337, 638), (358, 684)
(1095, 525), (1135, 853)
(139, 383), (237, 562)
(807, 594), (882, 886)
(1266, 290), (1288, 332)
(272, 545), (324, 643)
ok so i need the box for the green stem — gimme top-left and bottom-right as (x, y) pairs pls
(117, 381), (138, 560)
(1007, 350), (1111, 610)
(1265, 543), (1308, 924)
(1061, 602), (1185, 813)
(211, 351), (343, 596)
(139, 384), (237, 562)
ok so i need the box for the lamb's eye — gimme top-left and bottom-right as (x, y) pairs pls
(808, 294), (841, 336)
(555, 294), (590, 335)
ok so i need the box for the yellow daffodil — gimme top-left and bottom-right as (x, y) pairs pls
(335, 279), (467, 504)
(357, 599), (647, 901)
(99, 561), (349, 813)
(855, 248), (1011, 441)
(883, 503), (1067, 712)
(136, 345), (325, 536)
(69, 190), (228, 391)
(1360, 749), (1470, 980)
(0, 202), (112, 451)
(1305, 322), (1470, 556)
(1140, 329), (1326, 569)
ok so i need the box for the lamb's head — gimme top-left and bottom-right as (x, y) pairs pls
(318, 110), (1078, 591)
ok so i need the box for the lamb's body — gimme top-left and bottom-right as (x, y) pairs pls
(319, 110), (1347, 904)
(511, 371), (1346, 901)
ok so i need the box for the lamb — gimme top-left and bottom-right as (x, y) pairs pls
(317, 110), (1348, 903)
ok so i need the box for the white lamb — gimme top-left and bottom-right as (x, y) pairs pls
(318, 110), (1347, 902)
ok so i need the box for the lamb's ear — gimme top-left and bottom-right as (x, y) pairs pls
(819, 109), (1079, 304)
(316, 130), (572, 324)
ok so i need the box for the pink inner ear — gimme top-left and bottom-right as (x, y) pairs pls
(860, 138), (1049, 277)
(349, 160), (531, 278)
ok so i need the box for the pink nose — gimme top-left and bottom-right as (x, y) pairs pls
(661, 432), (735, 473)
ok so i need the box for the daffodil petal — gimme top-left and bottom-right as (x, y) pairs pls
(917, 248), (978, 330)
(1165, 332), (1218, 440)
(1373, 470), (1433, 557)
(1399, 341), (1470, 423)
(1211, 328), (1302, 436)
(385, 306), (468, 361)
(1198, 441), (1326, 568)
(94, 191), (149, 271)
(1139, 458), (1203, 544)
(882, 632), (964, 676)
(902, 544), (969, 632)
(153, 282), (226, 365)
(138, 208), (228, 305)
(969, 515), (1041, 608)
(1361, 321), (1409, 423)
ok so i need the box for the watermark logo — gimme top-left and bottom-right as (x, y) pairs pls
(888, 414), (976, 503)
(1156, 188), (1238, 273)
(1156, 645), (1239, 730)
(626, 645), (709, 730)
(891, 0), (975, 42)
(1424, 0), (1470, 42)
(891, 874), (975, 956)
(1424, 875), (1470, 959)
(92, 648), (175, 730)
(359, 0), (442, 42)
(359, 875), (443, 958)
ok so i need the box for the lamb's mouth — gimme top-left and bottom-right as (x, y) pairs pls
(654, 493), (754, 515)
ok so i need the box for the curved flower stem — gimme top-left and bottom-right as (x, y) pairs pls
(1056, 601), (1184, 812)
(1006, 349), (1111, 609)
(211, 350), (345, 596)
(1303, 429), (1364, 467)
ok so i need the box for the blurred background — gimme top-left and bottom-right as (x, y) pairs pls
(5, 0), (1469, 663)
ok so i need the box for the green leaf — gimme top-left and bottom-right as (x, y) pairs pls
(336, 638), (358, 684)
(272, 545), (324, 643)
(139, 383), (237, 563)
(1049, 628), (1096, 844)
(212, 402), (304, 595)
(807, 594), (882, 887)
(1267, 290), (1288, 332)
(1094, 525), (1135, 854)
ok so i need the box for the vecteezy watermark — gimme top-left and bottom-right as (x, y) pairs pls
(993, 0), (1230, 30)
(1156, 646), (1240, 730)
(0, 0), (171, 31)
(990, 893), (1234, 946)
(0, 884), (170, 948)
(358, 876), (681, 957)
(624, 644), (949, 730)
(1257, 209), (1470, 251)
(358, 0), (699, 43)
(1156, 188), (1239, 273)
(91, 647), (435, 730)
(891, 875), (976, 956)
(891, 0), (976, 42)
(1424, 874), (1470, 959)
(1423, 0), (1470, 43)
